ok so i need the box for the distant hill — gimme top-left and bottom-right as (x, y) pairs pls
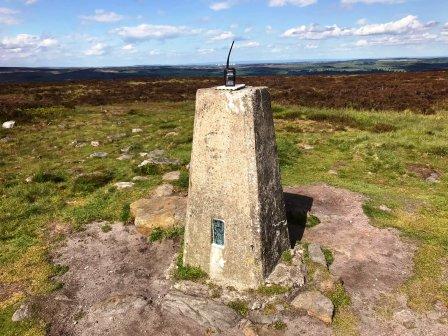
(1, 57), (448, 83)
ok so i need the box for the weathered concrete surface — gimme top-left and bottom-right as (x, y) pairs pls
(184, 86), (289, 290)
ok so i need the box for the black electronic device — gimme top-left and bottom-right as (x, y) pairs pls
(224, 41), (236, 87)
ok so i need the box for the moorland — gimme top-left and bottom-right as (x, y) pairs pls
(0, 71), (447, 335)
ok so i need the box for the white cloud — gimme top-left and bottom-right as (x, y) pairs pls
(0, 34), (58, 59)
(24, 0), (38, 5)
(198, 48), (215, 54)
(113, 24), (199, 41)
(244, 27), (253, 33)
(354, 15), (436, 36)
(236, 40), (260, 48)
(210, 1), (233, 11)
(0, 7), (19, 25)
(282, 15), (437, 40)
(357, 18), (368, 25)
(121, 44), (137, 53)
(266, 25), (274, 33)
(305, 43), (319, 49)
(207, 30), (235, 41)
(282, 24), (352, 39)
(355, 33), (438, 47)
(84, 43), (109, 56)
(342, 0), (405, 4)
(80, 9), (123, 23)
(269, 0), (317, 7)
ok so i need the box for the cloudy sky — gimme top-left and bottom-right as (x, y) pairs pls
(0, 0), (447, 67)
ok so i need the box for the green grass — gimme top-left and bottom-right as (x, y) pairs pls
(1, 101), (448, 334)
(100, 223), (112, 233)
(272, 320), (287, 330)
(173, 248), (207, 281)
(148, 226), (185, 242)
(227, 299), (249, 317)
(257, 284), (290, 296)
(281, 250), (293, 265)
(306, 214), (321, 228)
(322, 248), (334, 267)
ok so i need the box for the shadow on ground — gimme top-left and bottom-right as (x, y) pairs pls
(284, 192), (313, 248)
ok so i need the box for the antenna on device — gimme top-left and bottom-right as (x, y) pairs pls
(226, 40), (235, 69)
(224, 41), (236, 87)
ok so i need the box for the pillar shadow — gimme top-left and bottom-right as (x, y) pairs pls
(284, 192), (314, 248)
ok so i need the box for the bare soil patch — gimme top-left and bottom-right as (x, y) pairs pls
(286, 183), (448, 335)
(37, 222), (205, 336)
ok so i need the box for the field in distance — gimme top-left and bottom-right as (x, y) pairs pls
(1, 70), (448, 119)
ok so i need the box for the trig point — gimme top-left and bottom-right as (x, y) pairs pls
(183, 86), (290, 290)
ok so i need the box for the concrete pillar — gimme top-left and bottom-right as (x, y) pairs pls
(183, 86), (289, 290)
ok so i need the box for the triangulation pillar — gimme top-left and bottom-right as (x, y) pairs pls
(183, 86), (289, 290)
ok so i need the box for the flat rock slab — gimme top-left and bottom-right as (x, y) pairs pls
(286, 183), (448, 335)
(130, 195), (186, 235)
(161, 291), (241, 331)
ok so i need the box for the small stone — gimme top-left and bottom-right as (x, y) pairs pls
(91, 141), (100, 147)
(121, 147), (131, 153)
(117, 154), (132, 161)
(328, 170), (338, 175)
(165, 131), (178, 137)
(379, 205), (392, 212)
(132, 176), (149, 182)
(139, 152), (148, 157)
(299, 143), (314, 150)
(12, 302), (32, 322)
(153, 184), (174, 197)
(308, 243), (327, 267)
(251, 301), (262, 310)
(132, 128), (143, 133)
(115, 182), (134, 190)
(107, 133), (127, 141)
(2, 121), (15, 129)
(426, 172), (440, 183)
(89, 152), (108, 158)
(138, 149), (180, 166)
(25, 176), (33, 183)
(312, 268), (337, 292)
(266, 262), (305, 288)
(0, 136), (12, 143)
(248, 310), (277, 325)
(291, 291), (334, 324)
(138, 159), (151, 167)
(163, 171), (180, 182)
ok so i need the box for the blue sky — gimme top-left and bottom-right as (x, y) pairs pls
(0, 0), (447, 66)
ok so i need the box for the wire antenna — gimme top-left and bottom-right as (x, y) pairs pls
(226, 41), (235, 68)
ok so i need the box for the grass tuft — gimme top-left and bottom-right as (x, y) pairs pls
(227, 300), (249, 317)
(257, 284), (290, 296)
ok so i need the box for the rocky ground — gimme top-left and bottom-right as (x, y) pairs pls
(13, 183), (448, 335)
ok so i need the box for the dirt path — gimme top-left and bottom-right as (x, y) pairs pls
(286, 183), (448, 336)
